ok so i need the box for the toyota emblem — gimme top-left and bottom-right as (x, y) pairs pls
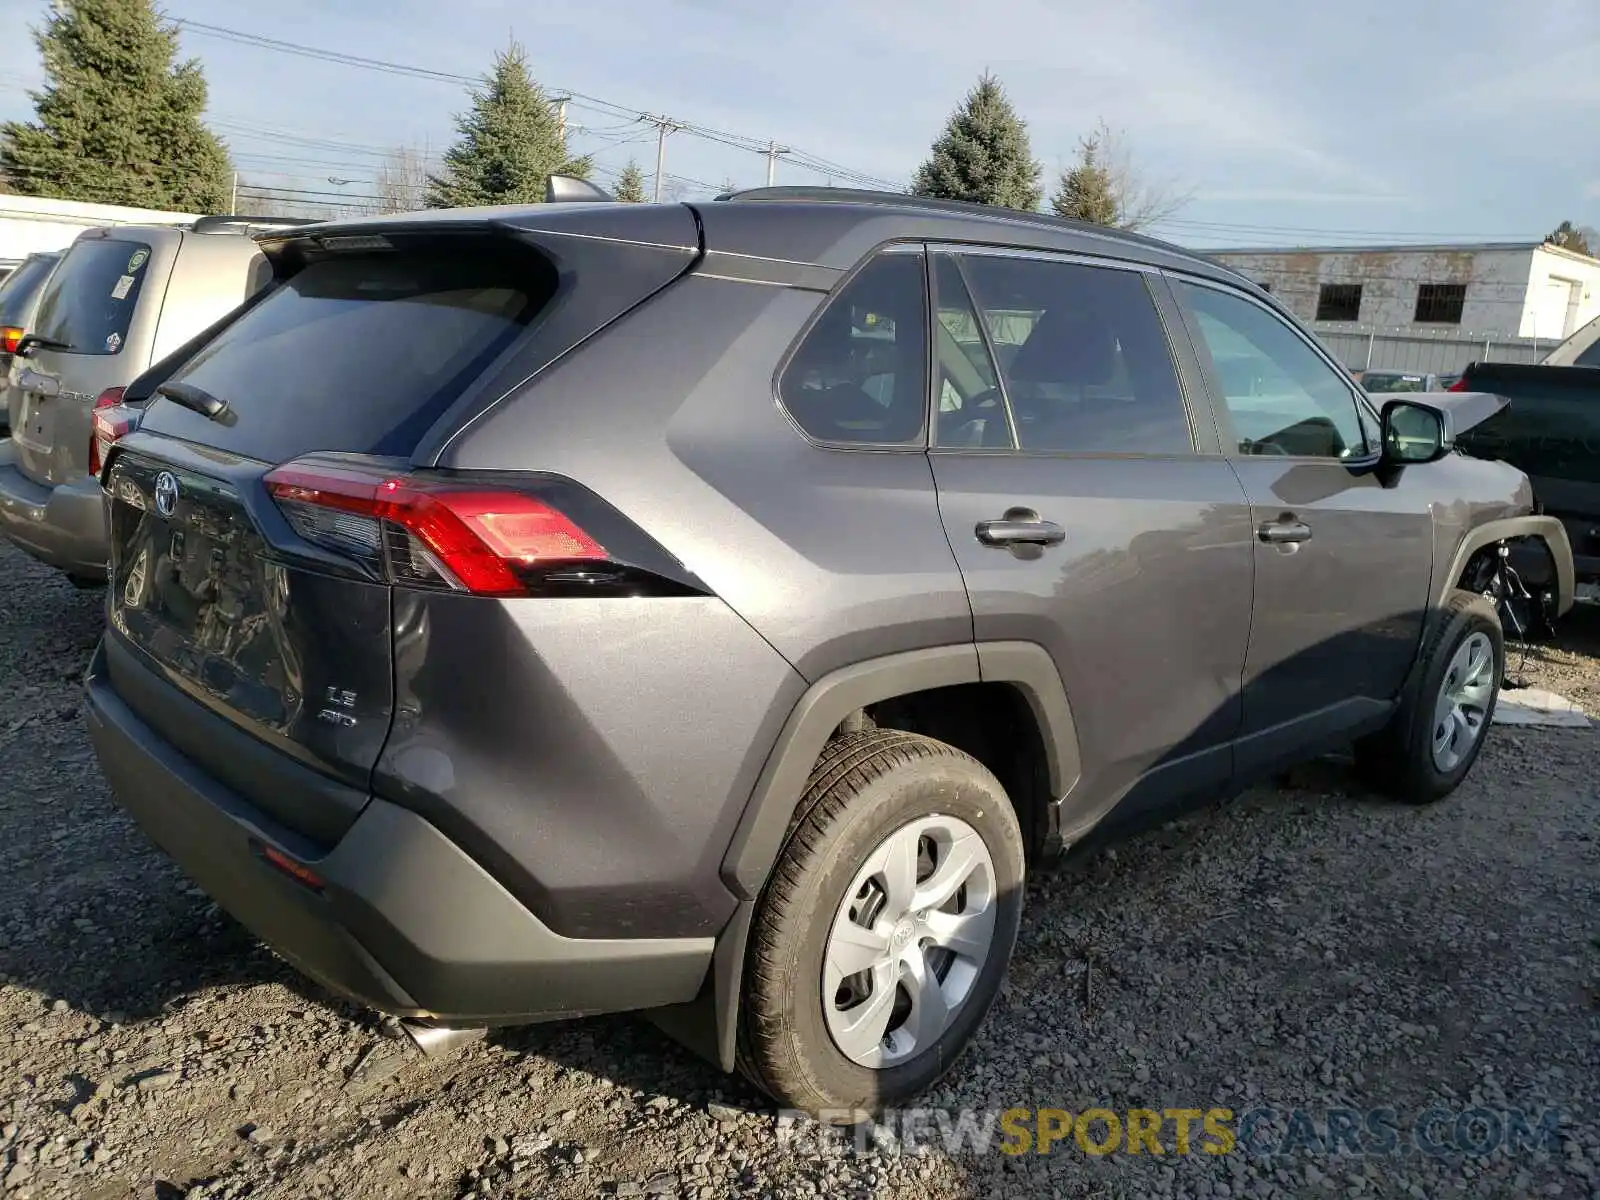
(153, 470), (179, 517)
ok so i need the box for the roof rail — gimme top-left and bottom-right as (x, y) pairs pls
(716, 185), (1186, 254)
(191, 215), (322, 234)
(546, 174), (615, 203)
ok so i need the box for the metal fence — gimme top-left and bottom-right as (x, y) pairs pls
(1314, 326), (1551, 375)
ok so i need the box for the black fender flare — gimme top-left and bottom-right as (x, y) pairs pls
(1441, 516), (1574, 617)
(656, 641), (1078, 1073)
(719, 640), (1079, 899)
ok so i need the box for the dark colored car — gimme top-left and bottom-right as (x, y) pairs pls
(84, 185), (1573, 1119)
(1452, 360), (1600, 623)
(0, 250), (63, 436)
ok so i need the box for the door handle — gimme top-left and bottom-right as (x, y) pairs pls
(17, 369), (58, 398)
(1258, 518), (1312, 545)
(976, 508), (1066, 547)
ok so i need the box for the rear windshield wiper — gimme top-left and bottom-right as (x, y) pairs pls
(156, 381), (231, 423)
(16, 334), (74, 355)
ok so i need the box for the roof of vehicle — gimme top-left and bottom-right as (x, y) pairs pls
(63, 215), (318, 247)
(258, 189), (1258, 292)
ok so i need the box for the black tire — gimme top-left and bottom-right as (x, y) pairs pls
(1354, 590), (1504, 804)
(736, 729), (1025, 1121)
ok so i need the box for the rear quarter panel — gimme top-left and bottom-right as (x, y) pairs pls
(424, 272), (974, 938)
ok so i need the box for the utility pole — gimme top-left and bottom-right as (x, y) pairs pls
(551, 95), (570, 148)
(642, 114), (685, 203)
(764, 141), (791, 187)
(230, 171), (238, 216)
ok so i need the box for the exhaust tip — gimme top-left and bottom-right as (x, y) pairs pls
(400, 1021), (487, 1058)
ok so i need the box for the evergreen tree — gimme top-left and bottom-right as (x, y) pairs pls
(613, 159), (647, 203)
(1546, 220), (1593, 258)
(0, 0), (231, 211)
(1050, 126), (1119, 226)
(910, 73), (1041, 210)
(426, 42), (590, 208)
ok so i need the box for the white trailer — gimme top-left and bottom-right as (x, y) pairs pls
(0, 194), (199, 274)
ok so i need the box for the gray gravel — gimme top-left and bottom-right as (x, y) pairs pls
(1, 534), (1596, 1200)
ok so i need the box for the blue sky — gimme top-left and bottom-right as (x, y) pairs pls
(0, 0), (1595, 248)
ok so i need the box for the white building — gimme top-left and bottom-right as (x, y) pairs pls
(1210, 242), (1600, 343)
(1, 193), (198, 272)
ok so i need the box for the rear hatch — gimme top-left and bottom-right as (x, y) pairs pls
(11, 233), (172, 488)
(103, 210), (701, 844)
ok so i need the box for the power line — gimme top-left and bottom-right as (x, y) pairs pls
(170, 18), (902, 191)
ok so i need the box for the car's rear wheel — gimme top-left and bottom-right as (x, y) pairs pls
(736, 729), (1025, 1121)
(1355, 590), (1503, 804)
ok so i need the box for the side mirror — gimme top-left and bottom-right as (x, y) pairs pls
(1380, 398), (1450, 465)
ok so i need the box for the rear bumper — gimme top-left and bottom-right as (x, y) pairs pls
(0, 441), (108, 578)
(85, 638), (713, 1025)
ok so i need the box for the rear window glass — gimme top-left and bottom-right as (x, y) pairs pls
(31, 239), (153, 355)
(144, 246), (553, 461)
(0, 254), (60, 326)
(778, 252), (929, 445)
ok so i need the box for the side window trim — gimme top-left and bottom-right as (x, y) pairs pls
(927, 250), (1020, 451)
(1144, 271), (1227, 456)
(770, 241), (931, 452)
(1165, 270), (1380, 463)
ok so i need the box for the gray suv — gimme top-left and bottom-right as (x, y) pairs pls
(84, 187), (1574, 1119)
(0, 217), (296, 582)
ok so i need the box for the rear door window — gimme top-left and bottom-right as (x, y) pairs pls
(0, 254), (59, 326)
(30, 239), (153, 355)
(141, 244), (555, 461)
(955, 253), (1193, 455)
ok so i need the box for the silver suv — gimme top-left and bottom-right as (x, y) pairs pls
(0, 216), (302, 582)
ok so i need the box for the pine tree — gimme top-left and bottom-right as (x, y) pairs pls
(426, 42), (591, 208)
(0, 0), (231, 211)
(910, 73), (1041, 210)
(1050, 126), (1119, 226)
(613, 159), (646, 203)
(1546, 220), (1593, 258)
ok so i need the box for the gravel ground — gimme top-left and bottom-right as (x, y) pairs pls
(1, 535), (1596, 1200)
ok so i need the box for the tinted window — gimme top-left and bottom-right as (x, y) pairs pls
(1458, 395), (1600, 483)
(1576, 339), (1600, 368)
(957, 254), (1191, 455)
(1177, 280), (1368, 459)
(779, 253), (928, 445)
(932, 256), (1011, 449)
(0, 254), (60, 326)
(145, 246), (552, 460)
(31, 239), (153, 355)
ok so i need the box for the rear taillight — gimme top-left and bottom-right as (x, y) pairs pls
(263, 458), (635, 598)
(88, 387), (136, 478)
(1448, 376), (1468, 391)
(0, 326), (23, 355)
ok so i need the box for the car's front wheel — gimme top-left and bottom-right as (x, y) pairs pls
(736, 729), (1025, 1120)
(1355, 589), (1504, 803)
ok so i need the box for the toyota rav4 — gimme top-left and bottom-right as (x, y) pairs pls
(84, 184), (1574, 1119)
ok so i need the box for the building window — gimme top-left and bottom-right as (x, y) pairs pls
(1414, 283), (1466, 324)
(1315, 283), (1363, 322)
